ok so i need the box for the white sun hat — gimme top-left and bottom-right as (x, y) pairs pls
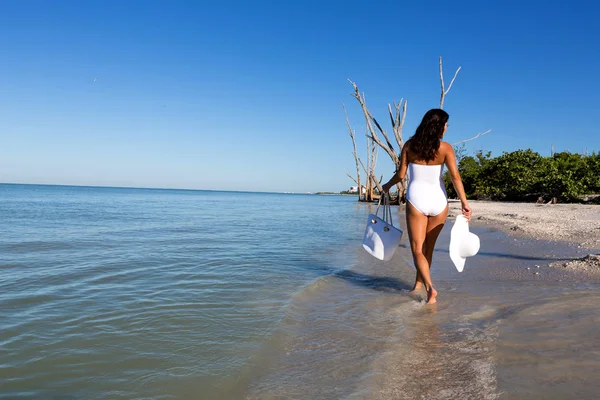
(449, 214), (480, 272)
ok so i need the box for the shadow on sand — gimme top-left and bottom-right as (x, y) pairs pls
(433, 246), (571, 262)
(333, 269), (412, 293)
(398, 243), (569, 262)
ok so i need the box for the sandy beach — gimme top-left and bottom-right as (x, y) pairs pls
(448, 200), (600, 249)
(448, 200), (600, 276)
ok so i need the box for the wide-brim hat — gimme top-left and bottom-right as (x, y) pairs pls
(449, 215), (480, 272)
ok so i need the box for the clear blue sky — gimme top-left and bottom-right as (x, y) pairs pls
(1, 0), (599, 192)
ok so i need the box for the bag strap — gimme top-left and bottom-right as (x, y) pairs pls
(385, 195), (394, 227)
(375, 194), (395, 227)
(375, 194), (386, 220)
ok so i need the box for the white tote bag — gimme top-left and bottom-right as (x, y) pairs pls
(362, 195), (403, 261)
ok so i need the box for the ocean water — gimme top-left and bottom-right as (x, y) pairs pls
(1, 184), (599, 400)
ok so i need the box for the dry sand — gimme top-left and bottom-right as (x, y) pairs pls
(448, 200), (600, 248)
(548, 254), (600, 273)
(447, 200), (600, 274)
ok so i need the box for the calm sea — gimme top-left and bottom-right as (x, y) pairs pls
(1, 184), (599, 399)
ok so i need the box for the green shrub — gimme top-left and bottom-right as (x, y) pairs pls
(442, 149), (599, 202)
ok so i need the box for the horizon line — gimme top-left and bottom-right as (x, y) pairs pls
(0, 182), (323, 195)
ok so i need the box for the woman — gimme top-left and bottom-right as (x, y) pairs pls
(381, 109), (471, 304)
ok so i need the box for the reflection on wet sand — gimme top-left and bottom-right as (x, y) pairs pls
(245, 219), (600, 400)
(354, 298), (500, 400)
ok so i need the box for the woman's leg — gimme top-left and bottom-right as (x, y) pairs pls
(406, 202), (436, 303)
(412, 272), (424, 292)
(406, 203), (425, 292)
(411, 206), (448, 292)
(424, 207), (448, 303)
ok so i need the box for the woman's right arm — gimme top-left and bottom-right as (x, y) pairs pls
(381, 142), (409, 193)
(443, 143), (472, 220)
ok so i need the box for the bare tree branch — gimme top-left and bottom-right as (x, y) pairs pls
(348, 79), (406, 203)
(368, 110), (396, 155)
(400, 100), (407, 136)
(439, 57), (445, 106)
(346, 172), (358, 185)
(343, 103), (362, 201)
(358, 157), (369, 177)
(349, 80), (387, 151)
(439, 56), (461, 109)
(452, 129), (492, 145)
(371, 135), (379, 169)
(348, 79), (400, 165)
(445, 67), (461, 96)
(387, 101), (398, 130)
(370, 170), (383, 195)
(389, 99), (407, 149)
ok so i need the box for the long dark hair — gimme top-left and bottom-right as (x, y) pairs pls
(409, 109), (449, 161)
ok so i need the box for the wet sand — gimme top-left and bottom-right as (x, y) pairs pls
(449, 199), (600, 256)
(362, 210), (600, 400)
(244, 205), (600, 400)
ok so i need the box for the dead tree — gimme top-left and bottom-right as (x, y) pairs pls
(439, 57), (461, 109)
(346, 56), (492, 203)
(438, 57), (492, 145)
(356, 138), (379, 202)
(363, 125), (379, 201)
(348, 80), (407, 204)
(344, 106), (380, 202)
(343, 104), (362, 201)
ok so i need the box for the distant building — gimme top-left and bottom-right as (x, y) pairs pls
(349, 186), (366, 194)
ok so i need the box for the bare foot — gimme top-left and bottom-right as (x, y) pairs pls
(426, 286), (438, 304)
(410, 282), (423, 294)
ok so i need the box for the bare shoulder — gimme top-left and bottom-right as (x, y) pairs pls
(402, 139), (412, 155)
(438, 142), (455, 164)
(439, 141), (453, 151)
(439, 141), (454, 155)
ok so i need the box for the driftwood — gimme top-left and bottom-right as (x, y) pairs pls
(452, 130), (492, 146)
(439, 57), (493, 146)
(343, 103), (380, 202)
(343, 104), (362, 202)
(346, 56), (492, 203)
(439, 57), (461, 109)
(536, 196), (557, 204)
(347, 79), (407, 203)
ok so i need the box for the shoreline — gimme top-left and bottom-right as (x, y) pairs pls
(444, 199), (600, 277)
(447, 199), (600, 249)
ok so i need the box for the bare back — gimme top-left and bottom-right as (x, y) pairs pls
(397, 140), (457, 182)
(404, 139), (449, 166)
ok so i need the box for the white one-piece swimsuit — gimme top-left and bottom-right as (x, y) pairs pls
(406, 163), (448, 216)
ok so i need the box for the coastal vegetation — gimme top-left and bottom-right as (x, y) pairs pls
(443, 149), (600, 203)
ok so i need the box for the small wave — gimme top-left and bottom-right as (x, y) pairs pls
(1, 240), (75, 253)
